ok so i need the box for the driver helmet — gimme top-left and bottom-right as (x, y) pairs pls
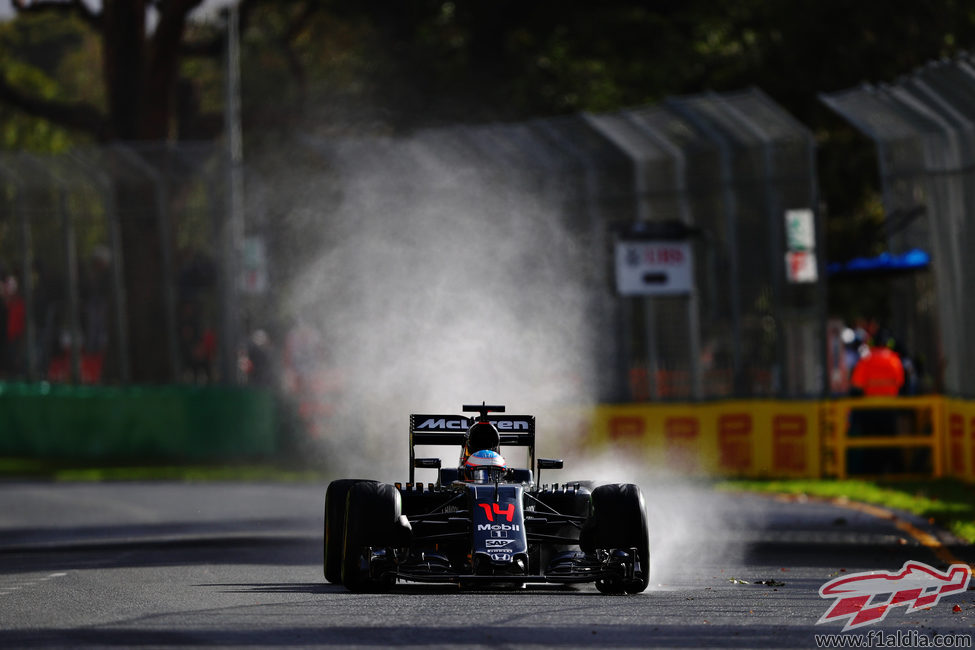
(464, 449), (507, 483)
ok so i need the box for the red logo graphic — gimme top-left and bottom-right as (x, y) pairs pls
(608, 416), (645, 441)
(772, 415), (807, 471)
(665, 417), (699, 473)
(478, 502), (515, 522)
(718, 414), (752, 470)
(949, 414), (964, 475)
(818, 561), (971, 631)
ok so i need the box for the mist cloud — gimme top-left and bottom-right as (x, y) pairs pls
(286, 132), (600, 477)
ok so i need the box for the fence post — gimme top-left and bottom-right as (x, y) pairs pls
(69, 151), (131, 383)
(114, 145), (180, 382)
(627, 117), (704, 400)
(222, 2), (245, 385)
(667, 98), (744, 396)
(61, 186), (82, 383)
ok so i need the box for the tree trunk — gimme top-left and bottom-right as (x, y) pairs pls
(103, 0), (146, 141)
(100, 0), (202, 382)
(113, 152), (175, 383)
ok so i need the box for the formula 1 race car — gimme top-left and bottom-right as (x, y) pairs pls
(323, 403), (650, 594)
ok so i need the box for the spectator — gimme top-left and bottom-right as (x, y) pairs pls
(840, 327), (866, 379)
(196, 326), (216, 381)
(848, 332), (921, 474)
(178, 302), (214, 383)
(241, 328), (273, 386)
(5, 275), (26, 377)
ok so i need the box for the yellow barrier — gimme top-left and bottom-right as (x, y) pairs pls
(945, 398), (975, 483)
(589, 401), (821, 478)
(588, 396), (975, 481)
(823, 396), (943, 480)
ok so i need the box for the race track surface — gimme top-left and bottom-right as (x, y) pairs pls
(0, 481), (973, 649)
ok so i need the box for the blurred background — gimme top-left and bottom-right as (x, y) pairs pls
(1, 0), (974, 478)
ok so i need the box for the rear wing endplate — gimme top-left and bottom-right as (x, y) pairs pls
(409, 413), (535, 482)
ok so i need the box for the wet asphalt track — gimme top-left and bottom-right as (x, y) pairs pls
(0, 481), (973, 649)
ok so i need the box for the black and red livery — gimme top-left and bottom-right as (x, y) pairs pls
(324, 403), (650, 594)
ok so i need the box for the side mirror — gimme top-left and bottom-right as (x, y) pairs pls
(537, 458), (564, 470)
(413, 457), (442, 470)
(536, 458), (563, 485)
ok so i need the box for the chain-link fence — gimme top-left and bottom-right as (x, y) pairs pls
(296, 87), (823, 403)
(821, 54), (975, 398)
(0, 143), (237, 386)
(0, 87), (824, 404)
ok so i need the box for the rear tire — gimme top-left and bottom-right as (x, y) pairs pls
(341, 481), (402, 592)
(323, 479), (375, 584)
(580, 483), (650, 595)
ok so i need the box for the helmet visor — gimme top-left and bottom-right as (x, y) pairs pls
(466, 466), (506, 483)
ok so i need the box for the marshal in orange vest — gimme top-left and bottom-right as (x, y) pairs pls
(850, 346), (905, 396)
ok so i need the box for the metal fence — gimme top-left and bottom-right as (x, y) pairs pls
(0, 143), (237, 386)
(300, 87), (823, 402)
(821, 54), (975, 398)
(0, 87), (823, 402)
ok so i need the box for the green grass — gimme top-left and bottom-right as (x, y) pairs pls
(0, 457), (329, 483)
(716, 478), (975, 544)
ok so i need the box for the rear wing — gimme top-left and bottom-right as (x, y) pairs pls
(409, 413), (535, 483)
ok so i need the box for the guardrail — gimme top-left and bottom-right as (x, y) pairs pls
(823, 397), (942, 480)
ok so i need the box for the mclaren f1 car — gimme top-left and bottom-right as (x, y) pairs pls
(323, 403), (650, 594)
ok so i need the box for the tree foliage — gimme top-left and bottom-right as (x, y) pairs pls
(4, 1), (973, 147)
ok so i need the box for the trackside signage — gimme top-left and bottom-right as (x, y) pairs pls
(615, 240), (694, 296)
(785, 208), (818, 284)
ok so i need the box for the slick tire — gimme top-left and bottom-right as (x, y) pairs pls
(580, 483), (651, 595)
(341, 481), (402, 593)
(323, 479), (375, 584)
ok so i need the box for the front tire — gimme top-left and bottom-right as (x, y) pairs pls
(580, 483), (650, 594)
(341, 481), (402, 592)
(323, 479), (375, 584)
